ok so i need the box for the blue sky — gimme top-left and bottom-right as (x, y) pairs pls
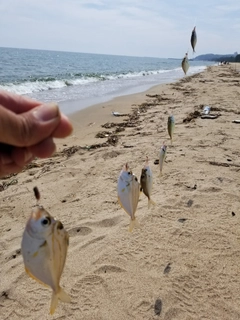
(1, 0), (240, 58)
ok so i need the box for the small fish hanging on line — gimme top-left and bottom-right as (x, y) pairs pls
(191, 26), (197, 53)
(140, 157), (156, 209)
(159, 142), (167, 176)
(168, 115), (175, 144)
(21, 187), (71, 315)
(117, 163), (140, 232)
(181, 52), (189, 75)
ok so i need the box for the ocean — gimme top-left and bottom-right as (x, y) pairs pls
(0, 47), (214, 115)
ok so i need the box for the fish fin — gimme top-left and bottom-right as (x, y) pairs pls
(118, 197), (129, 215)
(25, 267), (48, 287)
(148, 198), (156, 209)
(129, 218), (140, 232)
(50, 287), (71, 315)
(118, 196), (124, 209)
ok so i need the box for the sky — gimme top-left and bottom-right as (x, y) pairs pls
(1, 0), (240, 58)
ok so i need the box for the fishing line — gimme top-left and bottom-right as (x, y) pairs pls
(193, 17), (197, 28)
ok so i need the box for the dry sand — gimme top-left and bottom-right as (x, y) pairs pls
(1, 65), (240, 319)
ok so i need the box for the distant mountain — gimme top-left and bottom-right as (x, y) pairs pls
(194, 53), (238, 62)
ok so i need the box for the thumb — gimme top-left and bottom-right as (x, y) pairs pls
(0, 103), (61, 147)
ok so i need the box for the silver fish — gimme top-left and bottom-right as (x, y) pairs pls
(168, 115), (175, 144)
(181, 53), (189, 75)
(191, 26), (197, 53)
(21, 188), (70, 315)
(140, 157), (156, 208)
(159, 143), (167, 176)
(117, 163), (140, 232)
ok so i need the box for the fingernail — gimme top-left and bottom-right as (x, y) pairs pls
(33, 103), (59, 122)
(24, 149), (33, 163)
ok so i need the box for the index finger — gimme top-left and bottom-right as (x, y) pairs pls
(0, 90), (42, 114)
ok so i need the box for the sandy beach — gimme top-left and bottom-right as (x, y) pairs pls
(1, 64), (240, 319)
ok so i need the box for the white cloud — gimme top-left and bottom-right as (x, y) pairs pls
(0, 0), (239, 57)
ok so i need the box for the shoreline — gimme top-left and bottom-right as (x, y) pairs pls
(1, 64), (240, 319)
(57, 65), (210, 116)
(65, 68), (205, 148)
(67, 81), (173, 146)
(58, 80), (174, 116)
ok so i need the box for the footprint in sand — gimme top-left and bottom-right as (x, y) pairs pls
(97, 217), (121, 228)
(102, 150), (121, 160)
(94, 265), (126, 274)
(68, 226), (92, 237)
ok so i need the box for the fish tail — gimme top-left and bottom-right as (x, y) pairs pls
(148, 198), (156, 209)
(50, 292), (58, 315)
(129, 218), (140, 232)
(50, 287), (71, 315)
(58, 287), (71, 303)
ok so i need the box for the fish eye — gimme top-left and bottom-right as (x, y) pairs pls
(41, 216), (51, 226)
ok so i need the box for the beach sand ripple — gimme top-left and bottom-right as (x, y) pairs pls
(1, 65), (240, 319)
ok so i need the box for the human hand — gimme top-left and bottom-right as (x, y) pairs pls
(0, 90), (73, 177)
